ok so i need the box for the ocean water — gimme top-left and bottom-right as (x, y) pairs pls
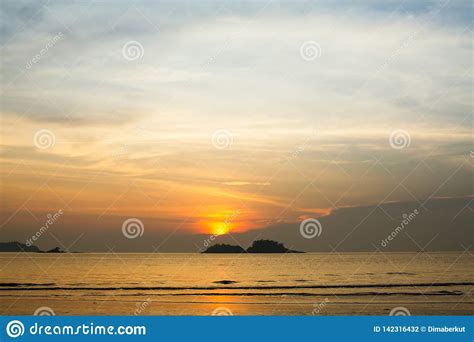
(0, 252), (472, 315)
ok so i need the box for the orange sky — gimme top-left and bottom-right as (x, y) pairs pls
(0, 1), (472, 245)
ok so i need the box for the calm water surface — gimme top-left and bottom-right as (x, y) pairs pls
(1, 252), (472, 315)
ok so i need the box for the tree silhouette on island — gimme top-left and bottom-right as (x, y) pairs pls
(0, 242), (64, 253)
(203, 239), (303, 253)
(0, 240), (303, 254)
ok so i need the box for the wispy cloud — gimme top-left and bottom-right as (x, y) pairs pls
(0, 1), (472, 250)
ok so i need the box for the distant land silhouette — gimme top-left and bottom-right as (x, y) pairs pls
(0, 240), (304, 254)
(203, 244), (245, 253)
(203, 239), (303, 253)
(0, 242), (64, 253)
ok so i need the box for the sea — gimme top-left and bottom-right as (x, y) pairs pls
(0, 252), (472, 315)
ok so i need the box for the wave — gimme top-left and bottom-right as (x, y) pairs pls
(0, 283), (55, 287)
(108, 290), (465, 297)
(0, 290), (465, 297)
(0, 282), (472, 291)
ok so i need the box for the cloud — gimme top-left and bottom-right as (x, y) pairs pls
(0, 1), (471, 251)
(211, 196), (474, 253)
(1, 0), (471, 128)
(3, 196), (470, 252)
(223, 181), (271, 186)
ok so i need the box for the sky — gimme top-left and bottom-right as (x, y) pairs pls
(0, 0), (472, 252)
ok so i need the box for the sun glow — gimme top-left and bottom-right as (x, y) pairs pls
(199, 209), (242, 236)
(209, 222), (231, 236)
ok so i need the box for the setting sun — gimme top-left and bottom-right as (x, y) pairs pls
(199, 208), (242, 236)
(209, 222), (231, 236)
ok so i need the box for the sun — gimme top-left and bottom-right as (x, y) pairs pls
(199, 208), (240, 236)
(209, 222), (230, 236)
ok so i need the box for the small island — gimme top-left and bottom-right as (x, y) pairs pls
(0, 241), (64, 253)
(203, 244), (245, 253)
(202, 239), (303, 253)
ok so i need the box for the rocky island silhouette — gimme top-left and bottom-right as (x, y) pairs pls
(202, 239), (303, 253)
(0, 241), (64, 253)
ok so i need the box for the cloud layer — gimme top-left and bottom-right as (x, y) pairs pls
(0, 0), (472, 251)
